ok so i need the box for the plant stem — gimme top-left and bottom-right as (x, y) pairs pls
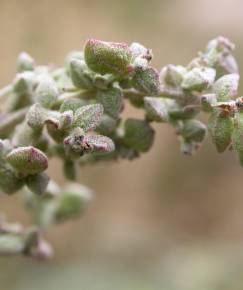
(0, 107), (28, 137)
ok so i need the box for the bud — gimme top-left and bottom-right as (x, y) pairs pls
(59, 110), (73, 131)
(35, 76), (59, 109)
(16, 52), (35, 73)
(144, 97), (175, 122)
(201, 93), (218, 112)
(0, 166), (24, 194)
(6, 146), (48, 175)
(70, 59), (94, 89)
(97, 87), (123, 118)
(26, 104), (46, 131)
(25, 172), (50, 195)
(215, 54), (239, 78)
(206, 36), (234, 54)
(205, 36), (238, 77)
(232, 112), (243, 165)
(84, 39), (132, 76)
(13, 72), (34, 96)
(213, 73), (239, 101)
(123, 118), (154, 152)
(0, 235), (25, 255)
(132, 66), (160, 95)
(73, 104), (103, 132)
(181, 119), (207, 143)
(160, 65), (186, 88)
(65, 50), (84, 73)
(60, 98), (87, 113)
(182, 67), (216, 91)
(208, 111), (233, 152)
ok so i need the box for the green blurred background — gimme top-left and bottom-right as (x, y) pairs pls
(1, 0), (243, 289)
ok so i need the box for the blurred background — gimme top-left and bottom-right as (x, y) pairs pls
(1, 0), (243, 289)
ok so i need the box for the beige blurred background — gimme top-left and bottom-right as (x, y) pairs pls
(1, 0), (243, 289)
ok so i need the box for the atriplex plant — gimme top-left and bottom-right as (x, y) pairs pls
(0, 36), (240, 259)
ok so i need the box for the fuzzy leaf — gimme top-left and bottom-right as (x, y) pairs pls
(182, 67), (216, 91)
(208, 111), (233, 152)
(201, 94), (218, 112)
(0, 166), (24, 194)
(70, 59), (94, 89)
(144, 97), (175, 122)
(35, 76), (59, 109)
(97, 87), (123, 118)
(73, 104), (103, 132)
(132, 66), (160, 95)
(84, 39), (132, 76)
(13, 72), (34, 96)
(96, 114), (118, 135)
(160, 65), (186, 88)
(6, 146), (48, 175)
(213, 73), (239, 101)
(26, 172), (50, 195)
(60, 98), (87, 113)
(82, 135), (115, 153)
(123, 118), (154, 152)
(181, 119), (207, 143)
